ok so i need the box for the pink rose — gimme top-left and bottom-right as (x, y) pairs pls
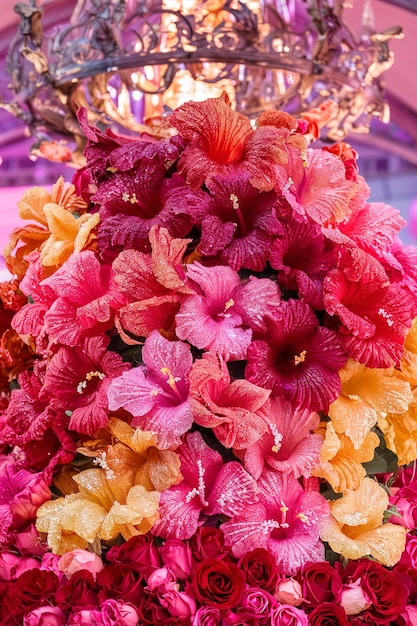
(160, 540), (194, 580)
(400, 537), (417, 569)
(96, 599), (140, 626)
(160, 590), (197, 617)
(23, 606), (67, 626)
(239, 587), (276, 621)
(403, 605), (417, 626)
(40, 553), (62, 576)
(340, 580), (372, 615)
(67, 611), (95, 626)
(147, 567), (178, 593)
(192, 606), (222, 625)
(0, 552), (40, 580)
(59, 549), (104, 580)
(8, 469), (51, 527)
(275, 578), (303, 606)
(270, 604), (308, 625)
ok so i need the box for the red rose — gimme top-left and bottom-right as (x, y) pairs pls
(8, 569), (58, 621)
(192, 558), (245, 610)
(137, 598), (171, 624)
(106, 534), (161, 580)
(299, 561), (342, 607)
(344, 560), (408, 624)
(97, 563), (144, 608)
(239, 548), (279, 593)
(190, 527), (231, 561)
(308, 602), (349, 625)
(55, 570), (99, 611)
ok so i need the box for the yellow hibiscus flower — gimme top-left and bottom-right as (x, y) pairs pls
(320, 477), (406, 567)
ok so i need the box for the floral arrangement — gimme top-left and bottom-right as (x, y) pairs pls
(2, 93), (417, 625)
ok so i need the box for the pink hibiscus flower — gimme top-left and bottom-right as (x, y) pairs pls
(323, 246), (415, 367)
(269, 216), (338, 309)
(39, 335), (130, 435)
(107, 330), (193, 450)
(151, 431), (258, 540)
(175, 262), (252, 361)
(242, 396), (322, 479)
(42, 251), (127, 347)
(221, 469), (329, 575)
(189, 351), (270, 449)
(232, 275), (282, 334)
(170, 92), (291, 192)
(245, 298), (346, 412)
(198, 171), (282, 272)
(113, 226), (192, 339)
(282, 147), (354, 224)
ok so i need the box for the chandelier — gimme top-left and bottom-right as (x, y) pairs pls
(1, 0), (403, 167)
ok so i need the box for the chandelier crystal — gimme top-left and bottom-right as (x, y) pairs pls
(1, 0), (403, 166)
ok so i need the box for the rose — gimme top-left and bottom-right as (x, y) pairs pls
(298, 561), (342, 606)
(238, 587), (276, 622)
(160, 590), (197, 618)
(192, 558), (246, 610)
(192, 606), (222, 626)
(0, 552), (40, 580)
(239, 548), (279, 593)
(137, 598), (171, 624)
(147, 566), (178, 594)
(55, 570), (99, 611)
(340, 579), (372, 616)
(344, 560), (408, 624)
(400, 537), (417, 569)
(59, 549), (104, 580)
(67, 611), (96, 626)
(9, 569), (58, 621)
(270, 604), (308, 625)
(160, 539), (194, 580)
(97, 563), (144, 608)
(7, 469), (51, 528)
(275, 578), (303, 606)
(23, 606), (67, 626)
(308, 603), (349, 625)
(83, 599), (140, 626)
(11, 523), (48, 556)
(106, 534), (161, 580)
(190, 527), (230, 561)
(223, 611), (259, 625)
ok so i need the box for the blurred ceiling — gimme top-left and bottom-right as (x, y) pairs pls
(0, 0), (416, 187)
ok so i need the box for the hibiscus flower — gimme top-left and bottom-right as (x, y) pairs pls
(151, 431), (258, 540)
(175, 262), (252, 361)
(169, 92), (292, 192)
(42, 250), (127, 347)
(269, 216), (337, 309)
(323, 246), (415, 368)
(107, 330), (193, 450)
(189, 351), (270, 449)
(198, 170), (282, 272)
(245, 298), (346, 412)
(243, 396), (322, 479)
(281, 147), (354, 224)
(222, 469), (329, 575)
(320, 477), (406, 567)
(39, 335), (130, 435)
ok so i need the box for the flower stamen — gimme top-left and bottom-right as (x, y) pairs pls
(294, 350), (307, 366)
(77, 370), (105, 394)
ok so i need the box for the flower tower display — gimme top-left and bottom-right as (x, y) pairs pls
(2, 93), (417, 624)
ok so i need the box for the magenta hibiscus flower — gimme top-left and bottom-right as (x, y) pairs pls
(107, 330), (193, 450)
(42, 251), (127, 347)
(39, 335), (130, 435)
(243, 396), (322, 479)
(175, 262), (252, 361)
(323, 246), (415, 367)
(269, 216), (338, 309)
(221, 469), (330, 575)
(198, 171), (282, 272)
(151, 432), (257, 540)
(189, 351), (270, 449)
(245, 299), (346, 412)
